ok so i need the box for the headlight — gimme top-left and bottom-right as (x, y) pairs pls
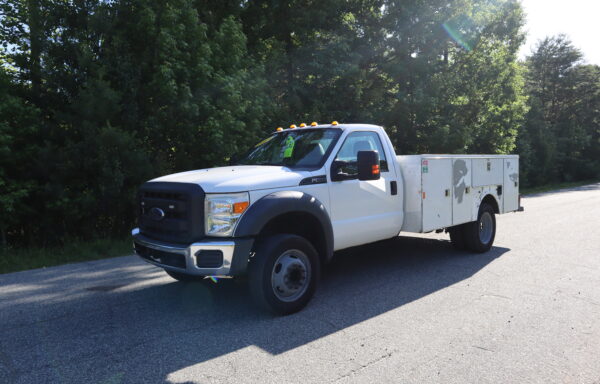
(205, 192), (250, 237)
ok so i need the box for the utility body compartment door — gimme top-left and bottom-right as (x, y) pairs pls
(421, 158), (452, 232)
(503, 157), (519, 212)
(452, 158), (473, 225)
(472, 158), (503, 187)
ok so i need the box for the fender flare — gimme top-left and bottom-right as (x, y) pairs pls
(481, 193), (500, 214)
(234, 191), (334, 261)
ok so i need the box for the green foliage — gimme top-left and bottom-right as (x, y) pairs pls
(0, 0), (272, 246)
(518, 36), (600, 186)
(0, 69), (40, 246)
(0, 0), (597, 250)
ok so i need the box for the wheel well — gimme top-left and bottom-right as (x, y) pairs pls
(482, 194), (499, 213)
(257, 212), (328, 264)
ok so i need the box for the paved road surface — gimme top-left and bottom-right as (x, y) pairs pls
(1, 184), (600, 383)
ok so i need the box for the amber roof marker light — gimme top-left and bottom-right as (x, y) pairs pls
(331, 121), (339, 126)
(276, 127), (283, 132)
(311, 122), (318, 126)
(289, 124), (296, 129)
(299, 123), (307, 127)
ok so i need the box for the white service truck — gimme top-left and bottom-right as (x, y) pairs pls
(132, 123), (522, 314)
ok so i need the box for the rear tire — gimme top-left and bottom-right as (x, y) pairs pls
(464, 202), (496, 253)
(165, 270), (205, 282)
(448, 224), (467, 250)
(248, 234), (320, 315)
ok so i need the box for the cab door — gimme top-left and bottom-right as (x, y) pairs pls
(328, 130), (402, 250)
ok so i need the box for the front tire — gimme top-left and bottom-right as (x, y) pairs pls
(248, 234), (320, 315)
(464, 202), (496, 253)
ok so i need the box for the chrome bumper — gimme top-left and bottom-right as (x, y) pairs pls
(132, 228), (237, 276)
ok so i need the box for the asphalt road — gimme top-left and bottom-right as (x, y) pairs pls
(1, 183), (600, 384)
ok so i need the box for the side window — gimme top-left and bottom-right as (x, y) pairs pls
(333, 131), (389, 176)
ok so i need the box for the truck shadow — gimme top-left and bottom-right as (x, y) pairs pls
(0, 236), (507, 383)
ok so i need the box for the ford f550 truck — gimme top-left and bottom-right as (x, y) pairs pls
(132, 122), (521, 314)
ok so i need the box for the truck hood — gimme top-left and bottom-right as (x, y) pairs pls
(150, 165), (307, 193)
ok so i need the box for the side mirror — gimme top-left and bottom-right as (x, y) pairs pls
(331, 160), (352, 181)
(357, 150), (380, 181)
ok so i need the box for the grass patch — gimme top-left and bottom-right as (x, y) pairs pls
(521, 179), (599, 195)
(0, 237), (132, 275)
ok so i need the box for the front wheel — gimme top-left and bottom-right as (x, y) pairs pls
(248, 234), (320, 315)
(464, 202), (496, 253)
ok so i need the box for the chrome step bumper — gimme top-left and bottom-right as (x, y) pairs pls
(131, 228), (252, 277)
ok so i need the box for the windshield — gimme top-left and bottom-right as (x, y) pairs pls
(235, 128), (341, 169)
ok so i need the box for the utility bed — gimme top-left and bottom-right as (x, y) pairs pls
(397, 155), (520, 233)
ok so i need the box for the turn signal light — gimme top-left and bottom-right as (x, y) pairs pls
(311, 122), (318, 126)
(372, 164), (380, 175)
(233, 201), (249, 214)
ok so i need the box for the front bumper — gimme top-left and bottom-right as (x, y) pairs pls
(131, 228), (253, 277)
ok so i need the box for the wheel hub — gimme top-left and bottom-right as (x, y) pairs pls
(271, 250), (311, 302)
(479, 211), (493, 244)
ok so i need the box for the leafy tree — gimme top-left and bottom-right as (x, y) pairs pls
(0, 0), (597, 249)
(0, 68), (40, 247)
(519, 35), (600, 185)
(381, 0), (527, 154)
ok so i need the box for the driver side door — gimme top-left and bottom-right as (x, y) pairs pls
(328, 131), (402, 250)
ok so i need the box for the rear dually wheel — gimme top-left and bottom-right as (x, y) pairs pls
(464, 202), (496, 253)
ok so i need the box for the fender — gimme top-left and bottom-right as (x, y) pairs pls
(480, 192), (500, 214)
(234, 191), (334, 261)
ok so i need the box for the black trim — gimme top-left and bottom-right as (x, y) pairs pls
(195, 250), (223, 268)
(229, 238), (254, 275)
(299, 175), (327, 185)
(234, 191), (334, 261)
(391, 181), (397, 195)
(138, 182), (205, 243)
(134, 242), (186, 269)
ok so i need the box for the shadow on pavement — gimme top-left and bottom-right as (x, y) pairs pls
(0, 235), (508, 383)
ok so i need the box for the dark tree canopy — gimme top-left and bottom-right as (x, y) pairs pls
(0, 1), (598, 247)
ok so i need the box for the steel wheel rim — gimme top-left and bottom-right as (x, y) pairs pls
(479, 211), (493, 244)
(271, 249), (311, 302)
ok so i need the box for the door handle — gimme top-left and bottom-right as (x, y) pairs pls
(445, 189), (450, 197)
(390, 181), (397, 195)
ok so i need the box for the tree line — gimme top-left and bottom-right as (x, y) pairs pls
(0, 0), (598, 247)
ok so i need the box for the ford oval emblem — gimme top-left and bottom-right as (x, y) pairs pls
(149, 207), (165, 221)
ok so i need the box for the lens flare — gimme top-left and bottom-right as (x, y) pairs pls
(442, 22), (472, 51)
